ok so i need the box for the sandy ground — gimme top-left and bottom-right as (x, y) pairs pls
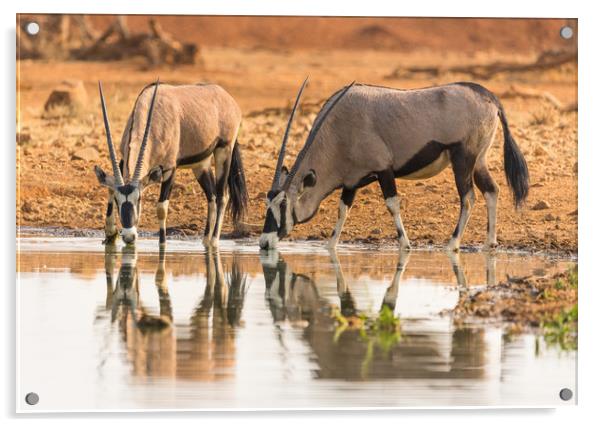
(16, 19), (578, 253)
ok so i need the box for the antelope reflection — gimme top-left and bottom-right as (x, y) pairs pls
(102, 247), (248, 381)
(260, 249), (499, 381)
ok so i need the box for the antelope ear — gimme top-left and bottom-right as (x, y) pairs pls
(142, 166), (163, 187)
(94, 165), (116, 188)
(302, 169), (317, 189)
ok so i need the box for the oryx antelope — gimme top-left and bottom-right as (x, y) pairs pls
(259, 80), (529, 251)
(94, 81), (248, 247)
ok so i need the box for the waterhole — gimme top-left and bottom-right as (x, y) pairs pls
(17, 238), (576, 410)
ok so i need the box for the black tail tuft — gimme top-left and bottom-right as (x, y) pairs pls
(499, 107), (529, 208)
(227, 141), (249, 224)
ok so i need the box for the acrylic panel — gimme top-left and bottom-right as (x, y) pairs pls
(16, 15), (578, 411)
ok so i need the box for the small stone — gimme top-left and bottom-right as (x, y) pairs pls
(532, 144), (549, 157)
(71, 147), (99, 162)
(532, 200), (551, 210)
(544, 213), (555, 221)
(21, 201), (37, 214)
(44, 79), (88, 113)
(370, 228), (382, 235)
(17, 132), (31, 145)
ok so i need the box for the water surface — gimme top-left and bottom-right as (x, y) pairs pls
(17, 238), (576, 411)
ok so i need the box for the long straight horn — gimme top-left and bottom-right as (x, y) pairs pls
(98, 81), (124, 186)
(132, 79), (160, 184)
(271, 77), (309, 191)
(283, 81), (355, 190)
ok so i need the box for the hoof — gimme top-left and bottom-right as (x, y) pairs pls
(399, 239), (412, 251)
(446, 240), (460, 252)
(102, 233), (119, 245)
(483, 241), (498, 252)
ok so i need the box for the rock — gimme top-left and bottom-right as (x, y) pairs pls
(532, 144), (549, 157)
(532, 200), (551, 210)
(573, 162), (578, 173)
(370, 228), (382, 235)
(71, 147), (99, 162)
(17, 132), (31, 145)
(544, 213), (555, 221)
(21, 201), (37, 214)
(44, 80), (88, 113)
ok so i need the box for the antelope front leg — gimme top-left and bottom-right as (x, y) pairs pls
(157, 169), (176, 247)
(327, 188), (356, 249)
(103, 189), (119, 245)
(377, 169), (411, 250)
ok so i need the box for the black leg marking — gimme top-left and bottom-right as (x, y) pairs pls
(449, 145), (477, 241)
(377, 168), (397, 199)
(157, 170), (176, 245)
(474, 168), (497, 195)
(341, 187), (357, 207)
(474, 166), (499, 244)
(212, 151), (233, 240)
(197, 171), (216, 237)
(159, 169), (176, 202)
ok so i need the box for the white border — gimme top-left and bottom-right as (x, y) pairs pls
(4, 0), (601, 425)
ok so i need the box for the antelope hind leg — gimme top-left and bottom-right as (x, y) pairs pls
(377, 169), (411, 250)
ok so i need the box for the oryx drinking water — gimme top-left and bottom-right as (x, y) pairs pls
(259, 80), (529, 251)
(94, 81), (248, 247)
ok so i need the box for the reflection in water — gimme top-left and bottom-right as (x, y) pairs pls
(101, 246), (248, 381)
(260, 249), (498, 381)
(18, 239), (575, 409)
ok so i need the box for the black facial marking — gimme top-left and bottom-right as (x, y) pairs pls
(262, 209), (278, 234)
(119, 184), (137, 196)
(395, 141), (457, 177)
(120, 201), (135, 228)
(176, 139), (220, 167)
(278, 201), (288, 238)
(119, 159), (124, 174)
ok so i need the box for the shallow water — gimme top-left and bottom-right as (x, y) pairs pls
(17, 238), (576, 411)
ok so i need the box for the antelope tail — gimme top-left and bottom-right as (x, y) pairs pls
(498, 105), (529, 207)
(227, 141), (249, 224)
